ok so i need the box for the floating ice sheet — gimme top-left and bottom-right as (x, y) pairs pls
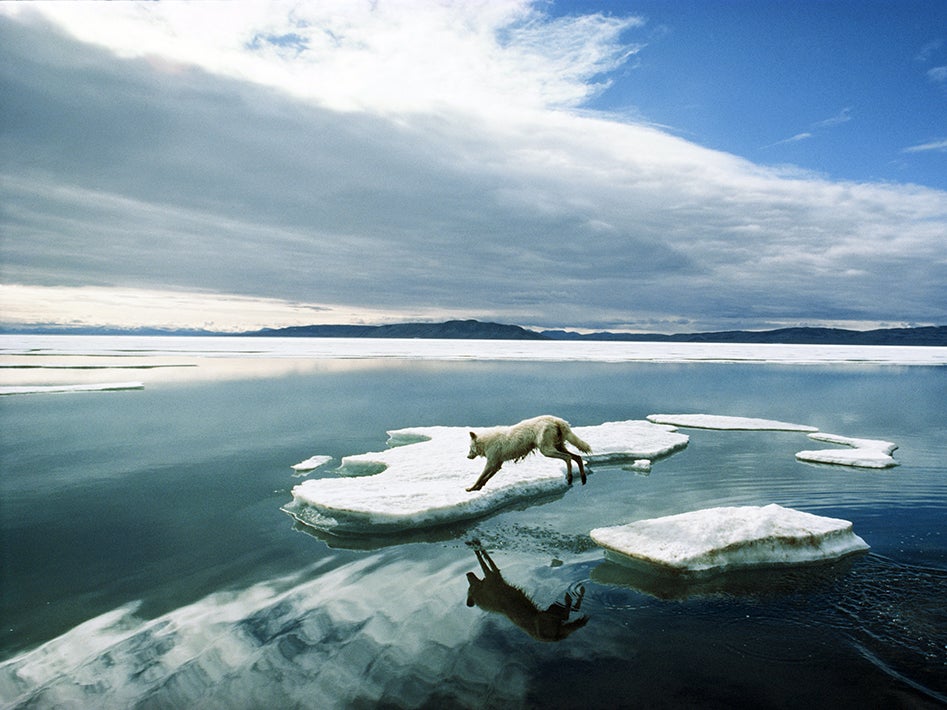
(647, 413), (818, 432)
(0, 382), (144, 395)
(284, 420), (688, 535)
(574, 420), (688, 461)
(796, 433), (899, 469)
(590, 504), (869, 574)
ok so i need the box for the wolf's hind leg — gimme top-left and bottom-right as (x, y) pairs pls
(569, 451), (587, 484)
(539, 444), (576, 484)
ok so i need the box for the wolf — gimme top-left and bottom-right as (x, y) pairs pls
(465, 541), (588, 642)
(466, 415), (592, 491)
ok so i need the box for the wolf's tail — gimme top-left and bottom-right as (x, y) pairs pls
(565, 428), (592, 453)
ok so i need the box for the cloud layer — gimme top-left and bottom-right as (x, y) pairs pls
(1, 3), (945, 332)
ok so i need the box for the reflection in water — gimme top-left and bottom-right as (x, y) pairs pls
(590, 554), (863, 601)
(465, 540), (589, 642)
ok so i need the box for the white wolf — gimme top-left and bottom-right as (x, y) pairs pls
(466, 415), (592, 491)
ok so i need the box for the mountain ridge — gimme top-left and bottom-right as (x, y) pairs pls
(2, 320), (945, 345)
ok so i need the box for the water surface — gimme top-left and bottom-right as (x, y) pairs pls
(1, 338), (945, 707)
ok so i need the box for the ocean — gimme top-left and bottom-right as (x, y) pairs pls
(1, 336), (945, 708)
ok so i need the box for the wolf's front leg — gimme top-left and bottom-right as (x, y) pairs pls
(467, 461), (501, 491)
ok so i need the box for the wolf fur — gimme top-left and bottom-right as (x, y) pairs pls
(466, 415), (592, 491)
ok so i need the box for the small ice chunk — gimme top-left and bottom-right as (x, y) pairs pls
(590, 504), (869, 574)
(291, 455), (333, 473)
(647, 414), (817, 432)
(284, 421), (689, 535)
(795, 433), (899, 469)
(629, 459), (652, 472)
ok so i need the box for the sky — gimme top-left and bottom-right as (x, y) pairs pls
(1, 0), (945, 334)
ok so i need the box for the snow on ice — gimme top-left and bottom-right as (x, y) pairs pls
(590, 504), (869, 574)
(283, 421), (689, 535)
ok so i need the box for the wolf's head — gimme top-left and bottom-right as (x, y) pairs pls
(468, 432), (483, 459)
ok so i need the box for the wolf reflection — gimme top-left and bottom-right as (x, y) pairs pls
(465, 541), (589, 642)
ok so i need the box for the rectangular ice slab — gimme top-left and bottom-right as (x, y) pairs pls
(590, 504), (869, 574)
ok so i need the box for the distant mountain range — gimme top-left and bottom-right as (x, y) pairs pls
(3, 320), (946, 345)
(541, 325), (947, 346)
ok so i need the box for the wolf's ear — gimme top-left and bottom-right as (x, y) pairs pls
(469, 431), (477, 440)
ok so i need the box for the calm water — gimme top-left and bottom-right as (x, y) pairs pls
(1, 340), (945, 708)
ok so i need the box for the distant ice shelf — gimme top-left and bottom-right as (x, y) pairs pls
(0, 382), (144, 395)
(590, 504), (869, 574)
(283, 420), (689, 535)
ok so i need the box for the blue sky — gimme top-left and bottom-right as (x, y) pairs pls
(1, 1), (944, 333)
(573, 0), (947, 189)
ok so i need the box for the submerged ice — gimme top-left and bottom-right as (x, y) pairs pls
(284, 421), (689, 535)
(590, 504), (870, 574)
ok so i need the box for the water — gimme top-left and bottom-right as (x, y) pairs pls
(1, 337), (945, 708)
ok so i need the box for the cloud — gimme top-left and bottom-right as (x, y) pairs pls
(902, 138), (947, 154)
(927, 65), (947, 83)
(764, 107), (852, 150)
(0, 0), (642, 115)
(762, 132), (812, 149)
(812, 106), (852, 128)
(1, 4), (945, 332)
(916, 38), (943, 63)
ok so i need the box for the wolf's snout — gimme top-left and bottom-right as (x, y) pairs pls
(467, 452), (477, 459)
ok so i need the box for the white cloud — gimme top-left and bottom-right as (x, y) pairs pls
(812, 106), (852, 128)
(903, 138), (947, 153)
(928, 65), (947, 83)
(1, 0), (642, 115)
(1, 2), (945, 332)
(762, 132), (812, 149)
(0, 284), (456, 331)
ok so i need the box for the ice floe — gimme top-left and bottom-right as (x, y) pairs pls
(290, 455), (333, 474)
(574, 420), (688, 462)
(647, 414), (898, 469)
(590, 504), (869, 574)
(795, 433), (899, 469)
(647, 413), (818, 432)
(284, 421), (689, 535)
(0, 382), (144, 395)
